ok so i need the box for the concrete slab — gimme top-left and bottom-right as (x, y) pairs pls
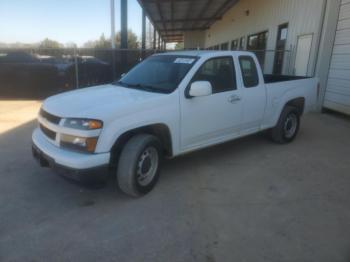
(0, 101), (349, 262)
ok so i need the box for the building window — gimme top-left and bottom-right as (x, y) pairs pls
(239, 56), (259, 88)
(231, 39), (238, 50)
(239, 36), (245, 50)
(221, 42), (229, 50)
(192, 57), (237, 93)
(247, 31), (269, 69)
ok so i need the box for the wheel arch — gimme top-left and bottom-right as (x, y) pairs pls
(285, 97), (305, 115)
(110, 123), (173, 166)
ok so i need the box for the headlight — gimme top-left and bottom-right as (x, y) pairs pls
(60, 134), (98, 153)
(63, 118), (103, 130)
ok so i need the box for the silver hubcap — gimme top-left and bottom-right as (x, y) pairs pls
(136, 147), (159, 186)
(284, 113), (298, 138)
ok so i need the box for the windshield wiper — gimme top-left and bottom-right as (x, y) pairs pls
(115, 81), (167, 93)
(114, 80), (130, 87)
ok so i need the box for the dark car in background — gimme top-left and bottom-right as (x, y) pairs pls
(0, 51), (112, 99)
(74, 56), (112, 87)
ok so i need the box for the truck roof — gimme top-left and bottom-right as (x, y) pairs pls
(155, 50), (253, 58)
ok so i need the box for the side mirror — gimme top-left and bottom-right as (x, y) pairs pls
(189, 81), (213, 98)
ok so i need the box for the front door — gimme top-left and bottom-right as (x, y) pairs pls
(180, 56), (243, 150)
(294, 34), (313, 76)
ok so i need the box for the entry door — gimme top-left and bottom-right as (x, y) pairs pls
(294, 34), (313, 76)
(180, 57), (243, 150)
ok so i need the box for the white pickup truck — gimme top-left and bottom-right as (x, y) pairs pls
(32, 51), (319, 197)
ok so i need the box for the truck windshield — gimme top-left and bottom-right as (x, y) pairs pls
(114, 55), (198, 93)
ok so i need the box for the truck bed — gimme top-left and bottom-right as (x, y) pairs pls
(263, 74), (310, 84)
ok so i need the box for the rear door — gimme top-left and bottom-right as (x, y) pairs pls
(237, 55), (266, 134)
(180, 56), (243, 150)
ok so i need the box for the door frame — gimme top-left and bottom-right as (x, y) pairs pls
(294, 33), (314, 76)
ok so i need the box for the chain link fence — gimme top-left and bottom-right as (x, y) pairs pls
(0, 48), (162, 99)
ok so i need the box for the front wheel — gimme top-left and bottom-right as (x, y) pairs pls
(270, 106), (300, 144)
(116, 134), (162, 197)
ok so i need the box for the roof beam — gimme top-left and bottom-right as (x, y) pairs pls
(203, 0), (237, 28)
(164, 38), (183, 41)
(164, 37), (183, 39)
(165, 40), (184, 42)
(191, 0), (214, 28)
(144, 0), (201, 2)
(156, 2), (166, 31)
(159, 27), (208, 32)
(170, 0), (174, 29)
(184, 0), (195, 30)
(154, 17), (221, 23)
(161, 34), (183, 37)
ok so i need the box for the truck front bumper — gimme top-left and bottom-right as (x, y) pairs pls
(32, 128), (110, 181)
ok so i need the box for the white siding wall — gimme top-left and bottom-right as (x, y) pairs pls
(324, 0), (350, 115)
(183, 31), (205, 49)
(202, 0), (325, 75)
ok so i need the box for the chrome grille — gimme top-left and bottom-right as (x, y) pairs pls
(40, 109), (61, 125)
(40, 124), (56, 140)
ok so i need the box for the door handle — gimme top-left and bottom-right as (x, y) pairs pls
(228, 95), (241, 103)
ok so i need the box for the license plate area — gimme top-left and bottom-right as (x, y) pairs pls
(32, 145), (54, 167)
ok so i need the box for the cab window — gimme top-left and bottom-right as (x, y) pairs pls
(192, 57), (236, 94)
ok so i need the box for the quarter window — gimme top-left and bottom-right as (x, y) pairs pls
(192, 57), (236, 94)
(239, 56), (259, 88)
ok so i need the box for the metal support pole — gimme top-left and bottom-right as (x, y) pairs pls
(120, 0), (127, 75)
(110, 0), (116, 49)
(141, 9), (146, 50)
(74, 48), (79, 89)
(158, 35), (161, 50)
(153, 26), (156, 50)
(110, 0), (116, 80)
(121, 0), (128, 49)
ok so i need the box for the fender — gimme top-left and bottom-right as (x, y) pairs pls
(269, 88), (306, 128)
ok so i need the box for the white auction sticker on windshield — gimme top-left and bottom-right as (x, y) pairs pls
(174, 58), (195, 64)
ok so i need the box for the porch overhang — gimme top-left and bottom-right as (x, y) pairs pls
(137, 0), (239, 43)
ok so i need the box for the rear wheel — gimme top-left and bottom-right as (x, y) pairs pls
(116, 134), (162, 197)
(270, 106), (300, 144)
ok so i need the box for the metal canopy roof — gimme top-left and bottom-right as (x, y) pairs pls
(138, 0), (239, 42)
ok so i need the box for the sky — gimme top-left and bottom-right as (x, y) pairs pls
(0, 0), (145, 46)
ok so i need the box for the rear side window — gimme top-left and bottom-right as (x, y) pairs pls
(239, 56), (259, 88)
(192, 57), (236, 94)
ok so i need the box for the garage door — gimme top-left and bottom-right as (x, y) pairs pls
(324, 0), (350, 115)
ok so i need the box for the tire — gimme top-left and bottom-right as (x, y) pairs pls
(270, 106), (300, 144)
(116, 134), (162, 197)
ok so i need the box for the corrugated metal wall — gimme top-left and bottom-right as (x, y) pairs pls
(324, 0), (350, 115)
(204, 0), (325, 75)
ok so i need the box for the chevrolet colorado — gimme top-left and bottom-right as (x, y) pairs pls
(32, 51), (319, 197)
